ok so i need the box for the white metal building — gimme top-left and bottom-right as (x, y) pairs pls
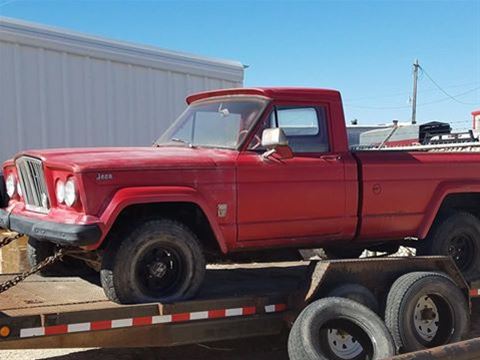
(0, 17), (244, 160)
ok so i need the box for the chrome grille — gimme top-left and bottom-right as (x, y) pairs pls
(16, 156), (50, 213)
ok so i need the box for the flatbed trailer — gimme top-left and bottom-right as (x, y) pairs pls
(0, 257), (478, 359)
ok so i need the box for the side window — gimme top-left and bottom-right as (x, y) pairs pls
(275, 107), (319, 136)
(251, 106), (329, 153)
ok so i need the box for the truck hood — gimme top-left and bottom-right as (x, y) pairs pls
(17, 146), (237, 172)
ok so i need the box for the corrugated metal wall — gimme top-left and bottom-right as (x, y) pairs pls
(0, 17), (244, 160)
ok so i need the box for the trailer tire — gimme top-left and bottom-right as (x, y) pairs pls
(101, 219), (206, 304)
(288, 297), (395, 360)
(418, 211), (480, 281)
(27, 237), (94, 277)
(328, 283), (380, 314)
(384, 271), (469, 353)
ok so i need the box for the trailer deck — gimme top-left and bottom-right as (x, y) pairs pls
(0, 256), (478, 357)
(0, 262), (306, 349)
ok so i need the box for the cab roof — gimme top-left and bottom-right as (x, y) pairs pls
(186, 87), (342, 104)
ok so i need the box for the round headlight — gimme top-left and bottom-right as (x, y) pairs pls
(6, 174), (16, 198)
(64, 178), (77, 207)
(55, 180), (65, 204)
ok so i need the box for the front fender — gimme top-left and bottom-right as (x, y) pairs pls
(417, 180), (480, 239)
(90, 186), (228, 252)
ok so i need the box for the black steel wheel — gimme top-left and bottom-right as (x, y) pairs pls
(418, 211), (480, 281)
(447, 234), (475, 272)
(134, 244), (187, 298)
(101, 219), (206, 304)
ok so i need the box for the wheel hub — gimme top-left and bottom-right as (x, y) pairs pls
(448, 235), (474, 270)
(327, 328), (363, 359)
(414, 295), (439, 341)
(147, 261), (168, 278)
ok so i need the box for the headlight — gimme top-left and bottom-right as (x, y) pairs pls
(55, 180), (65, 204)
(6, 174), (16, 197)
(64, 178), (77, 207)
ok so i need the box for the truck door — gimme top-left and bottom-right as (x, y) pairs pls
(236, 104), (350, 245)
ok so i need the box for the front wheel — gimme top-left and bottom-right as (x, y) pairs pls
(101, 219), (206, 304)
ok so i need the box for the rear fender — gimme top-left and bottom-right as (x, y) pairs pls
(418, 181), (480, 239)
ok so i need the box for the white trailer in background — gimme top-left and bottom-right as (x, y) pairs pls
(0, 17), (244, 160)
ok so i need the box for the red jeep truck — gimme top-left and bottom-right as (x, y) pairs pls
(1, 87), (480, 304)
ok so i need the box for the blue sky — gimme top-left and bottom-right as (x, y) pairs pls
(1, 0), (479, 128)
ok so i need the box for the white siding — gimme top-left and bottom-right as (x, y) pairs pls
(0, 17), (244, 160)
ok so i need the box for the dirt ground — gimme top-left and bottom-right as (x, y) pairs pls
(0, 335), (288, 360)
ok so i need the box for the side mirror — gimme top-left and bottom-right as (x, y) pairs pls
(261, 128), (293, 160)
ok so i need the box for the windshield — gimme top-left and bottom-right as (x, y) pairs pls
(155, 97), (268, 149)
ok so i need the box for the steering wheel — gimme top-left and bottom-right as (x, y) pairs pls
(238, 130), (261, 150)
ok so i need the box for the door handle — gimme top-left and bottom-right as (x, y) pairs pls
(320, 154), (341, 161)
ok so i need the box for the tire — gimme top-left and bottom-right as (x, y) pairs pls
(328, 283), (379, 314)
(324, 248), (363, 260)
(418, 211), (480, 281)
(27, 237), (94, 277)
(384, 271), (469, 353)
(101, 219), (206, 304)
(288, 297), (395, 360)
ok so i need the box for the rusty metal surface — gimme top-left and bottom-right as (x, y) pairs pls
(0, 276), (115, 316)
(0, 263), (306, 317)
(302, 256), (468, 307)
(0, 314), (288, 350)
(386, 337), (480, 359)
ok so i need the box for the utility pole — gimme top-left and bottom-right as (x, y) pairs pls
(411, 59), (420, 125)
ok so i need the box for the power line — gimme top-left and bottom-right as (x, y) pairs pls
(419, 66), (479, 106)
(344, 81), (480, 102)
(345, 85), (480, 110)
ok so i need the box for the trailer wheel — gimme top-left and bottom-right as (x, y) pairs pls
(384, 271), (469, 353)
(328, 283), (379, 314)
(288, 297), (395, 360)
(418, 211), (480, 281)
(27, 237), (94, 276)
(101, 219), (206, 304)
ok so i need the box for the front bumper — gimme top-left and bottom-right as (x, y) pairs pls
(0, 208), (101, 246)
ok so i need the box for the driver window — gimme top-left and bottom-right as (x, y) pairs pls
(248, 106), (330, 153)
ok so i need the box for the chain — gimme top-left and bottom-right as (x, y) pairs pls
(0, 232), (24, 249)
(0, 248), (65, 294)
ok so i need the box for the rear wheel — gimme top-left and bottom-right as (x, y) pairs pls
(418, 211), (480, 281)
(384, 271), (469, 353)
(101, 219), (206, 304)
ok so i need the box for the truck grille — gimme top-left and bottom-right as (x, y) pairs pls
(16, 156), (50, 213)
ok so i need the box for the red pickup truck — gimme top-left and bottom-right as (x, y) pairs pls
(1, 87), (480, 304)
